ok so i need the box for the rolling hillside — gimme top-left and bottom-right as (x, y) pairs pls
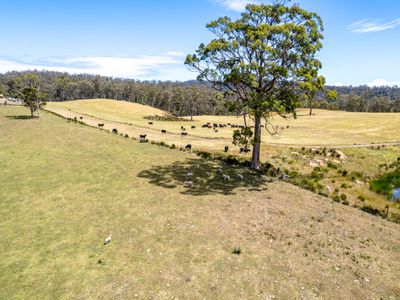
(1, 105), (399, 299)
(47, 99), (400, 148)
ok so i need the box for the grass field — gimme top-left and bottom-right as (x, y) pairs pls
(46, 99), (400, 221)
(47, 99), (400, 151)
(1, 105), (400, 299)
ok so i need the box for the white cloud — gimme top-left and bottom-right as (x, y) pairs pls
(213, 0), (259, 12)
(367, 79), (400, 87)
(348, 18), (400, 33)
(0, 53), (196, 81)
(327, 79), (400, 87)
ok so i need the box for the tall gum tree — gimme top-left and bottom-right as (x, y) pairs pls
(185, 2), (325, 170)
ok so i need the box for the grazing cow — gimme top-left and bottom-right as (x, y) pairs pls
(74, 117), (77, 120)
(191, 125), (196, 129)
(148, 122), (153, 125)
(112, 128), (118, 134)
(98, 123), (104, 127)
(213, 123), (218, 128)
(181, 126), (186, 130)
(104, 234), (112, 245)
(223, 174), (231, 181)
(184, 181), (194, 188)
(224, 146), (229, 152)
(214, 129), (218, 133)
(161, 129), (167, 134)
(181, 132), (188, 136)
(236, 173), (244, 180)
(139, 134), (147, 139)
(240, 147), (250, 153)
(202, 124), (208, 128)
(79, 116), (83, 120)
(185, 144), (192, 150)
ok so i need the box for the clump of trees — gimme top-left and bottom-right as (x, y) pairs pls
(311, 85), (400, 112)
(1, 71), (400, 117)
(0, 71), (225, 117)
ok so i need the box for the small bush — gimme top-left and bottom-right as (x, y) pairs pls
(196, 151), (212, 159)
(332, 195), (340, 202)
(341, 183), (348, 189)
(370, 168), (400, 197)
(349, 171), (364, 181)
(232, 246), (241, 255)
(327, 161), (338, 169)
(361, 205), (383, 217)
(340, 194), (347, 201)
(357, 195), (366, 202)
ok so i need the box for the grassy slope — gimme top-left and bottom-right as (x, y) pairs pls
(47, 99), (400, 148)
(1, 106), (399, 299)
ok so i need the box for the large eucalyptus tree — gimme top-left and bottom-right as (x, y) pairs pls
(185, 2), (325, 169)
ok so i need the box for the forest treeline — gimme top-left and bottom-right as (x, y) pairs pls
(1, 70), (400, 115)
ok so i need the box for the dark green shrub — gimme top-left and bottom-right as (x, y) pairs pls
(196, 151), (212, 159)
(327, 161), (338, 169)
(232, 246), (241, 255)
(340, 194), (347, 201)
(370, 168), (400, 197)
(357, 195), (366, 202)
(349, 171), (364, 181)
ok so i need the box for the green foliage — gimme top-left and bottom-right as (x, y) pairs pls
(18, 74), (47, 117)
(232, 246), (241, 255)
(370, 168), (400, 197)
(186, 2), (325, 169)
(232, 126), (253, 149)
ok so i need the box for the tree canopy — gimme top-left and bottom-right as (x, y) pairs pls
(186, 2), (325, 169)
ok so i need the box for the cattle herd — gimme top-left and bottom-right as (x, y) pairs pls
(88, 116), (252, 154)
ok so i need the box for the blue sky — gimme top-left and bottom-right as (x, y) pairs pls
(1, 0), (400, 86)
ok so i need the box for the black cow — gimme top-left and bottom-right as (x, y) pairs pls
(98, 123), (104, 127)
(181, 132), (188, 136)
(191, 125), (196, 129)
(161, 129), (166, 134)
(224, 146), (229, 152)
(139, 134), (147, 139)
(112, 128), (118, 134)
(148, 122), (153, 125)
(240, 147), (251, 153)
(185, 144), (192, 150)
(79, 116), (83, 120)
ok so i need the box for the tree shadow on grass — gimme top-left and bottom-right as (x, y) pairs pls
(137, 158), (272, 196)
(6, 115), (36, 120)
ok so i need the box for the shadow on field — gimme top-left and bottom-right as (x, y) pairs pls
(138, 158), (270, 196)
(6, 115), (36, 120)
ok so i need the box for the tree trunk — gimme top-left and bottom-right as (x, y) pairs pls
(251, 115), (262, 170)
(309, 99), (313, 115)
(30, 107), (34, 118)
